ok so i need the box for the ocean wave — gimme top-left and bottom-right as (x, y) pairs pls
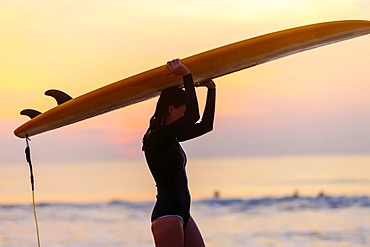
(1, 195), (369, 247)
(197, 195), (370, 211)
(1, 195), (369, 211)
(280, 178), (370, 185)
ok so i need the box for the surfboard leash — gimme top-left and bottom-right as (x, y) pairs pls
(25, 136), (41, 247)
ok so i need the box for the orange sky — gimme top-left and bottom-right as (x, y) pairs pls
(1, 0), (370, 163)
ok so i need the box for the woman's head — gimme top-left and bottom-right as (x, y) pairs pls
(153, 87), (186, 125)
(157, 87), (186, 108)
(143, 58), (190, 149)
(142, 87), (186, 147)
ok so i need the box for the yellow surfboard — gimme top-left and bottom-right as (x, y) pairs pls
(14, 20), (370, 138)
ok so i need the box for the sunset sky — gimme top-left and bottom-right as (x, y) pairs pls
(1, 0), (370, 164)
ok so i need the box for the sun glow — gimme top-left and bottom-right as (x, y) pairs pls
(1, 0), (369, 165)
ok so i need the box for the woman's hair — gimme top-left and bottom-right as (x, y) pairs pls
(142, 86), (186, 148)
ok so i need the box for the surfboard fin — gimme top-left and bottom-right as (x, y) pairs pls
(45, 89), (73, 105)
(20, 109), (42, 119)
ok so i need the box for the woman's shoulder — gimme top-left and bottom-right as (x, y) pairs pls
(145, 125), (174, 141)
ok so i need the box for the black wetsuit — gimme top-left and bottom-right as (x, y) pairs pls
(143, 74), (216, 228)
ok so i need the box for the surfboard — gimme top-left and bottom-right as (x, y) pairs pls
(14, 20), (370, 138)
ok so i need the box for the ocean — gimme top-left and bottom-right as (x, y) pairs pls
(1, 155), (370, 246)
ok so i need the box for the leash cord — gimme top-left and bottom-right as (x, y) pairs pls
(25, 137), (41, 247)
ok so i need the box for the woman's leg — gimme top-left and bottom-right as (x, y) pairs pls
(151, 216), (184, 247)
(184, 216), (206, 247)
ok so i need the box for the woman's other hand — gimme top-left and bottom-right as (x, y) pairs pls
(197, 80), (216, 89)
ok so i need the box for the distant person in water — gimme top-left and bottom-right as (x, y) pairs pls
(142, 59), (216, 247)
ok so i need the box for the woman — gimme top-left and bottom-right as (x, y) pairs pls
(142, 58), (216, 247)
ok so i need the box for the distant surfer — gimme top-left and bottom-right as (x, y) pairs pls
(142, 58), (216, 247)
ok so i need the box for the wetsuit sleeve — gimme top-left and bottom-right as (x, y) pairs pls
(177, 87), (216, 142)
(165, 74), (200, 135)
